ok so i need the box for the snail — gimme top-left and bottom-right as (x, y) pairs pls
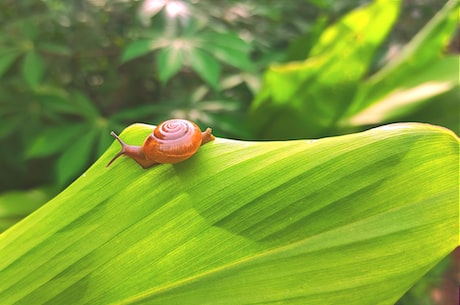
(106, 119), (215, 169)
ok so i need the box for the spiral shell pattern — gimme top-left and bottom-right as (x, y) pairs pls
(153, 119), (195, 142)
(144, 119), (203, 163)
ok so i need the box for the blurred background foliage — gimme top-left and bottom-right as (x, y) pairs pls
(0, 0), (458, 304)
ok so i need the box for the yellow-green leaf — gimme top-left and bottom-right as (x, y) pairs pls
(0, 123), (457, 305)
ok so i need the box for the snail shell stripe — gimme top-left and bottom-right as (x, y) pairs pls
(153, 119), (195, 143)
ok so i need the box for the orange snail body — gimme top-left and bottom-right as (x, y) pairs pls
(106, 119), (215, 169)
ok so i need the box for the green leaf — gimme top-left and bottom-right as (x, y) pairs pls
(38, 43), (71, 56)
(26, 123), (90, 158)
(344, 0), (459, 122)
(18, 19), (39, 40)
(109, 105), (170, 121)
(402, 89), (460, 136)
(187, 48), (220, 89)
(21, 51), (45, 87)
(0, 115), (22, 138)
(249, 0), (400, 139)
(286, 16), (328, 60)
(200, 32), (253, 71)
(0, 123), (457, 305)
(96, 127), (114, 158)
(0, 188), (53, 232)
(309, 0), (400, 78)
(369, 0), (458, 84)
(71, 91), (100, 118)
(55, 128), (98, 186)
(34, 88), (88, 117)
(344, 56), (459, 126)
(121, 40), (157, 63)
(156, 46), (185, 83)
(0, 49), (21, 77)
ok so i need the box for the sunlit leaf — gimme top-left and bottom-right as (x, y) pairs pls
(402, 89), (460, 136)
(370, 0), (458, 83)
(344, 0), (459, 122)
(249, 0), (401, 139)
(345, 56), (459, 126)
(0, 123), (457, 305)
(309, 0), (400, 80)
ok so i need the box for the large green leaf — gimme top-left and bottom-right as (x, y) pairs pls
(0, 123), (458, 305)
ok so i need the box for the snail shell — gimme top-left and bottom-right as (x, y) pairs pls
(146, 119), (207, 164)
(107, 119), (215, 169)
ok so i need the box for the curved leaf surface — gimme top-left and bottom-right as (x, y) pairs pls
(0, 123), (458, 305)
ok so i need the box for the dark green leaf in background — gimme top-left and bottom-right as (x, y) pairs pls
(121, 40), (158, 63)
(200, 32), (253, 71)
(21, 51), (45, 87)
(38, 43), (71, 56)
(72, 91), (100, 119)
(17, 19), (39, 40)
(56, 128), (98, 186)
(35, 89), (97, 117)
(26, 123), (90, 158)
(188, 48), (220, 89)
(0, 116), (22, 138)
(0, 49), (21, 77)
(157, 45), (186, 83)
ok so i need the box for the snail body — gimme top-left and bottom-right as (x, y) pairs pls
(107, 119), (215, 169)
